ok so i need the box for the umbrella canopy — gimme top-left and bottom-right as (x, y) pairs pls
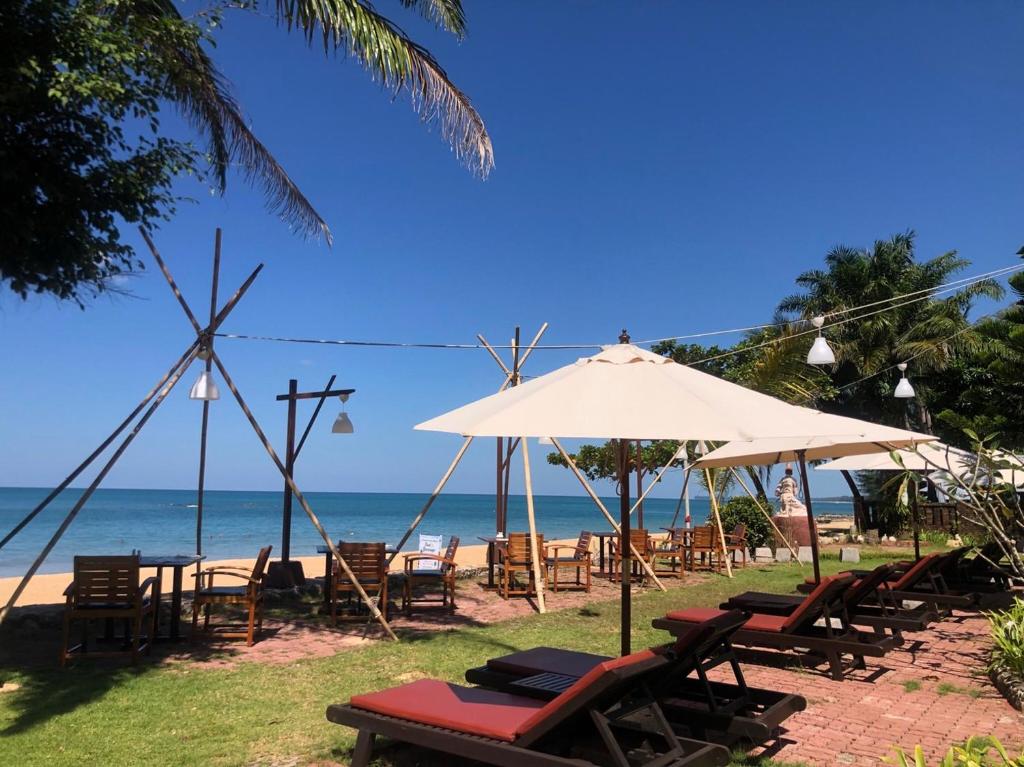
(818, 442), (1024, 488)
(693, 415), (935, 469)
(417, 344), (901, 441)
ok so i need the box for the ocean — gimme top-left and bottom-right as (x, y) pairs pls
(0, 487), (854, 577)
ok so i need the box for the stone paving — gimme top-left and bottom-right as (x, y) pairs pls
(734, 611), (1024, 765)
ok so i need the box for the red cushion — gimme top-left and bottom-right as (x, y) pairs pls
(743, 613), (788, 632)
(350, 679), (544, 742)
(516, 648), (657, 734)
(664, 607), (727, 623)
(890, 553), (938, 590)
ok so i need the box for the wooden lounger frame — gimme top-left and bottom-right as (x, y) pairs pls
(327, 653), (730, 767)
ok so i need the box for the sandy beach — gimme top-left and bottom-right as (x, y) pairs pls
(0, 538), (581, 608)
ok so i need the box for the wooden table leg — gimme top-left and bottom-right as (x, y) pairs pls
(323, 551), (332, 607)
(169, 566), (184, 641)
(152, 566), (164, 639)
(486, 542), (495, 589)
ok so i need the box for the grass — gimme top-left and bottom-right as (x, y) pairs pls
(901, 679), (922, 692)
(936, 681), (983, 698)
(0, 556), (902, 767)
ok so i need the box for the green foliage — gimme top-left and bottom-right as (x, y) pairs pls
(719, 495), (773, 550)
(887, 736), (1024, 766)
(987, 597), (1024, 681)
(545, 440), (685, 482)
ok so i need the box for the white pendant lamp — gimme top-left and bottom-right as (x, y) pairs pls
(894, 362), (916, 399)
(332, 392), (354, 433)
(189, 370), (220, 401)
(806, 316), (836, 365)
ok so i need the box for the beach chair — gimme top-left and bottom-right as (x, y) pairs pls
(498, 532), (545, 599)
(331, 542), (389, 624)
(60, 555), (158, 667)
(652, 527), (687, 579)
(465, 610), (806, 746)
(688, 526), (723, 573)
(402, 536), (459, 615)
(191, 545), (272, 646)
(545, 531), (592, 592)
(327, 639), (731, 767)
(723, 524), (748, 567)
(722, 563), (938, 644)
(653, 574), (897, 681)
(609, 528), (654, 583)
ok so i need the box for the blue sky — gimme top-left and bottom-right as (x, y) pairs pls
(2, 1), (1023, 500)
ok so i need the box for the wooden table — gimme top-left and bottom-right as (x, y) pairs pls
(591, 532), (620, 575)
(317, 544), (397, 606)
(477, 536), (507, 589)
(140, 554), (204, 642)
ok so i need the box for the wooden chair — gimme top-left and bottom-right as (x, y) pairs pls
(332, 542), (389, 624)
(687, 526), (723, 573)
(191, 545), (272, 646)
(545, 531), (593, 592)
(723, 524), (748, 567)
(402, 536), (459, 615)
(497, 532), (545, 599)
(60, 555), (158, 667)
(652, 527), (687, 579)
(610, 528), (654, 583)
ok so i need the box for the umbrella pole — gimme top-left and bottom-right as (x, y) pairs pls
(797, 450), (820, 583)
(521, 439), (546, 613)
(704, 468), (733, 577)
(670, 463), (690, 529)
(912, 471), (922, 561)
(728, 467), (801, 564)
(619, 439), (631, 656)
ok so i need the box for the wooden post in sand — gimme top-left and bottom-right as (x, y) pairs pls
(521, 438), (546, 613)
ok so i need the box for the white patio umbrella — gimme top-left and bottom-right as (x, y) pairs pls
(417, 342), (924, 653)
(693, 415), (935, 581)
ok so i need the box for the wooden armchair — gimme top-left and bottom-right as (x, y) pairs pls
(724, 523), (748, 567)
(545, 531), (593, 592)
(497, 532), (545, 599)
(610, 529), (655, 584)
(402, 536), (459, 615)
(191, 545), (272, 646)
(652, 527), (687, 579)
(332, 542), (389, 624)
(60, 555), (158, 667)
(688, 526), (724, 573)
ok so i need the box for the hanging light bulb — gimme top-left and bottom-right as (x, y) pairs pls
(332, 392), (354, 433)
(538, 436), (553, 445)
(894, 362), (916, 399)
(189, 369), (220, 401)
(806, 316), (836, 365)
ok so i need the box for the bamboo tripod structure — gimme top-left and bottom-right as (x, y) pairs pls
(0, 230), (397, 639)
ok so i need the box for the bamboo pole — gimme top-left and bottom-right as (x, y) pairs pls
(704, 467), (733, 577)
(669, 464), (691, 529)
(0, 339), (198, 551)
(387, 437), (474, 566)
(551, 439), (665, 591)
(727, 467), (801, 564)
(140, 228), (203, 333)
(0, 349), (198, 623)
(211, 352), (398, 640)
(521, 439), (546, 613)
(195, 229), (222, 557)
(628, 443), (687, 516)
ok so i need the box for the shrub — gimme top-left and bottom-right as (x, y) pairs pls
(887, 736), (1024, 766)
(719, 496), (773, 551)
(987, 598), (1024, 681)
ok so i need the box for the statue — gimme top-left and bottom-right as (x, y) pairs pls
(774, 465), (807, 518)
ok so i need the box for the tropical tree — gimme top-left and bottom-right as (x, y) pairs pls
(1, 0), (492, 303)
(777, 231), (1003, 431)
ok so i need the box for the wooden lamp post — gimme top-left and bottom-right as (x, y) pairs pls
(266, 377), (356, 588)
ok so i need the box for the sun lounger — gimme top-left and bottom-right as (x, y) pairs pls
(724, 563), (938, 643)
(851, 552), (979, 612)
(653, 574), (897, 681)
(465, 609), (806, 746)
(327, 641), (732, 767)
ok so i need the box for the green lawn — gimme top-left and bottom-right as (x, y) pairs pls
(0, 554), (906, 767)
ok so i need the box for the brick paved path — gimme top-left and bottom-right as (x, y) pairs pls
(733, 611), (1024, 765)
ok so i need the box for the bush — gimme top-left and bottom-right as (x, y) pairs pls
(988, 598), (1024, 681)
(887, 736), (1024, 766)
(719, 496), (772, 551)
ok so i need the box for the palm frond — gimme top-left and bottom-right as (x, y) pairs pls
(398, 0), (466, 38)
(275, 0), (493, 178)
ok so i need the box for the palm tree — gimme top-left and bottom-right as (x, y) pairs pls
(136, 0), (492, 243)
(777, 231), (1002, 429)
